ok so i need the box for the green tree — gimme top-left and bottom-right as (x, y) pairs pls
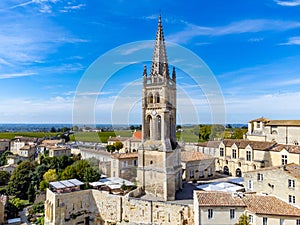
(199, 125), (211, 141)
(7, 161), (35, 199)
(84, 167), (100, 182)
(43, 169), (58, 183)
(235, 214), (251, 225)
(0, 170), (10, 186)
(60, 165), (77, 180)
(113, 141), (124, 151)
(0, 150), (11, 166)
(106, 144), (116, 152)
(27, 183), (36, 203)
(232, 128), (247, 139)
(73, 160), (90, 180)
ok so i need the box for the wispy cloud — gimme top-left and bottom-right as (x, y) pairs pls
(0, 72), (37, 79)
(167, 19), (300, 43)
(274, 0), (300, 6)
(280, 36), (300, 45)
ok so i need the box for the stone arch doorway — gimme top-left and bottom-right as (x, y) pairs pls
(223, 166), (229, 175)
(236, 168), (242, 177)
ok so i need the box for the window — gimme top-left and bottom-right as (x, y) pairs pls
(249, 215), (253, 223)
(232, 149), (237, 159)
(296, 219), (300, 225)
(246, 150), (251, 161)
(289, 195), (296, 204)
(133, 159), (137, 166)
(257, 173), (263, 181)
(257, 122), (261, 128)
(282, 155), (288, 165)
(230, 209), (235, 219)
(263, 217), (268, 225)
(208, 209), (213, 219)
(248, 180), (253, 191)
(288, 179), (295, 188)
(280, 219), (284, 225)
(220, 148), (224, 157)
(199, 170), (204, 178)
(190, 170), (194, 179)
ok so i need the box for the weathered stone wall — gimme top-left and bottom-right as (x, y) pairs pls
(45, 188), (194, 225)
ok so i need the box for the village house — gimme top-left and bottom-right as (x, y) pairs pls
(245, 117), (300, 145)
(10, 136), (36, 155)
(194, 191), (300, 225)
(244, 163), (300, 208)
(111, 152), (138, 181)
(107, 131), (142, 153)
(181, 151), (215, 182)
(48, 146), (71, 157)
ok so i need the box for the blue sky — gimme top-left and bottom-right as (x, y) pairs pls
(0, 0), (300, 125)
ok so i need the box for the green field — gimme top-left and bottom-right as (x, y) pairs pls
(70, 131), (132, 143)
(0, 132), (60, 140)
(0, 130), (133, 143)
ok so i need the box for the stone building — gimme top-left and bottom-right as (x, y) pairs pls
(244, 163), (300, 208)
(10, 136), (36, 155)
(107, 131), (142, 153)
(111, 152), (138, 181)
(181, 151), (215, 182)
(48, 146), (71, 157)
(194, 191), (300, 225)
(198, 139), (300, 177)
(246, 117), (300, 145)
(137, 15), (182, 201)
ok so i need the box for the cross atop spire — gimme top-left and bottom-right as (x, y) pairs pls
(150, 15), (169, 78)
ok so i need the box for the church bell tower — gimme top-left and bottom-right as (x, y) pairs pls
(137, 16), (182, 201)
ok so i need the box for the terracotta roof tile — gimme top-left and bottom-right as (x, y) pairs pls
(111, 152), (138, 159)
(245, 163), (300, 180)
(181, 151), (214, 162)
(197, 141), (221, 148)
(243, 194), (300, 216)
(249, 117), (270, 123)
(271, 144), (300, 154)
(196, 191), (246, 207)
(132, 131), (142, 140)
(266, 120), (300, 126)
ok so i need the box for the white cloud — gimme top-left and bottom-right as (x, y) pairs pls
(280, 36), (300, 45)
(0, 72), (37, 79)
(167, 19), (300, 43)
(274, 0), (300, 6)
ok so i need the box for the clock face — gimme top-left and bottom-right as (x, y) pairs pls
(151, 110), (157, 116)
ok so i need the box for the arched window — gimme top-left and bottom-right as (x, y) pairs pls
(148, 93), (153, 104)
(155, 92), (160, 103)
(145, 115), (152, 140)
(157, 115), (161, 140)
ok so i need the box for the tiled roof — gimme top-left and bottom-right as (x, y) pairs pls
(249, 117), (270, 123)
(197, 141), (221, 148)
(244, 194), (300, 216)
(132, 131), (142, 140)
(222, 139), (276, 150)
(42, 139), (62, 145)
(107, 137), (129, 142)
(181, 151), (213, 162)
(266, 120), (300, 126)
(196, 191), (300, 217)
(271, 144), (300, 154)
(196, 191), (246, 207)
(111, 152), (138, 159)
(245, 163), (300, 180)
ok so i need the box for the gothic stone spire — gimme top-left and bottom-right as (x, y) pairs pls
(150, 15), (169, 78)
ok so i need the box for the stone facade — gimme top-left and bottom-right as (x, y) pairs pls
(137, 16), (181, 201)
(244, 163), (300, 208)
(44, 188), (194, 225)
(198, 139), (300, 177)
(111, 152), (138, 181)
(181, 151), (215, 182)
(0, 139), (10, 153)
(246, 117), (300, 145)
